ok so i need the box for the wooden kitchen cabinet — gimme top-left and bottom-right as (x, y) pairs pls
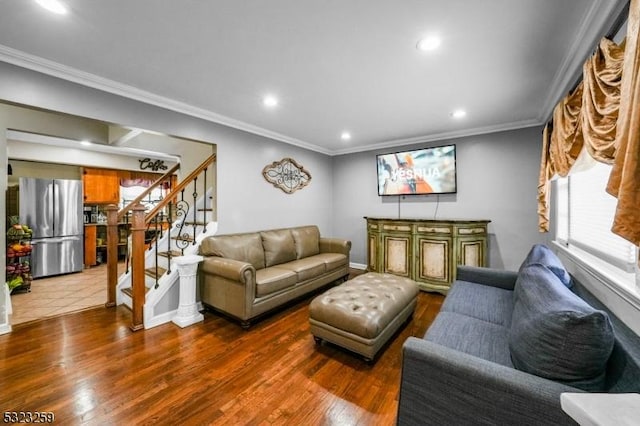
(84, 224), (97, 267)
(365, 217), (490, 294)
(82, 167), (120, 204)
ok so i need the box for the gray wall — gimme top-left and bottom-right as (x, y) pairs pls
(0, 61), (334, 237)
(332, 126), (547, 271)
(216, 133), (333, 234)
(0, 60), (546, 271)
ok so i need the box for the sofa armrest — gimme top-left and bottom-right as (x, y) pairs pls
(456, 265), (518, 290)
(319, 238), (351, 256)
(200, 257), (254, 284)
(398, 337), (581, 426)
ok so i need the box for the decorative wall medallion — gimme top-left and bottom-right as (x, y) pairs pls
(262, 157), (312, 194)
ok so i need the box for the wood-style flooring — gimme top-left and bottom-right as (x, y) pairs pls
(0, 271), (444, 425)
(8, 262), (126, 326)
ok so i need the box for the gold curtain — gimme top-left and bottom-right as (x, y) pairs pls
(582, 38), (625, 163)
(607, 0), (640, 246)
(538, 124), (552, 232)
(537, 36), (626, 233)
(537, 84), (584, 232)
(549, 82), (585, 177)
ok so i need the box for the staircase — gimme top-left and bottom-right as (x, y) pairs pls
(106, 155), (217, 331)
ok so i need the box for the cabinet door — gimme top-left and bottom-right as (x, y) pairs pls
(382, 234), (412, 277)
(84, 225), (97, 267)
(367, 232), (378, 272)
(415, 235), (453, 285)
(83, 168), (120, 204)
(456, 237), (487, 268)
(455, 224), (488, 268)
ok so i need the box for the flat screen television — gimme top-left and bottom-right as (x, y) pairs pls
(376, 144), (457, 196)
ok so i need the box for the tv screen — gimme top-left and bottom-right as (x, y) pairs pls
(377, 145), (457, 196)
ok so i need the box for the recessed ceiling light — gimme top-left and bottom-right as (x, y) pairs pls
(80, 141), (92, 146)
(263, 95), (279, 108)
(340, 131), (351, 141)
(35, 0), (68, 15)
(450, 109), (467, 119)
(416, 36), (441, 52)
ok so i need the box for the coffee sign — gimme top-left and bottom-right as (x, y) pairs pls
(139, 158), (168, 172)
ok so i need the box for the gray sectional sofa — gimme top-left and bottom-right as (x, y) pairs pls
(397, 244), (640, 426)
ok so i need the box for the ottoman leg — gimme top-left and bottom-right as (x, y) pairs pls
(313, 336), (323, 345)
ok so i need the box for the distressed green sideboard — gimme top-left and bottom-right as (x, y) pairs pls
(365, 217), (491, 294)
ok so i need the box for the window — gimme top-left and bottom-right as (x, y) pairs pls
(120, 185), (166, 212)
(555, 162), (637, 272)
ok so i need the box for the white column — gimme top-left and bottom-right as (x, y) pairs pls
(172, 255), (204, 328)
(0, 283), (12, 335)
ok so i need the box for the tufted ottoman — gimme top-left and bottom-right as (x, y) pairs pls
(309, 272), (419, 361)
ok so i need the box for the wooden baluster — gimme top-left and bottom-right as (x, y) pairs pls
(130, 203), (147, 331)
(105, 204), (118, 308)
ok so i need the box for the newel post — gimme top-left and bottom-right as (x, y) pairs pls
(130, 203), (147, 332)
(172, 255), (204, 328)
(105, 204), (118, 308)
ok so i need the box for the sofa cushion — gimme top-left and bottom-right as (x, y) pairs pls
(255, 267), (297, 297)
(291, 226), (320, 259)
(199, 233), (265, 270)
(519, 244), (571, 287)
(261, 229), (297, 267)
(310, 253), (348, 272)
(425, 311), (513, 367)
(441, 280), (514, 327)
(509, 263), (614, 391)
(279, 257), (326, 282)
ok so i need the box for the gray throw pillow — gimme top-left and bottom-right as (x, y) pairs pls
(519, 244), (572, 287)
(509, 263), (614, 391)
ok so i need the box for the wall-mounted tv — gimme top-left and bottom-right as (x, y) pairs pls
(377, 144), (457, 196)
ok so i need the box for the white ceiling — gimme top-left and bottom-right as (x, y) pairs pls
(0, 0), (628, 155)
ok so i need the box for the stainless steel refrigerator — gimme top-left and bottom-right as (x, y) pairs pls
(19, 177), (84, 278)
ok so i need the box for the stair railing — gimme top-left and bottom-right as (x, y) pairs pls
(106, 154), (216, 331)
(105, 164), (179, 311)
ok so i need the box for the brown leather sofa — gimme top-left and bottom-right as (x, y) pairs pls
(199, 225), (351, 327)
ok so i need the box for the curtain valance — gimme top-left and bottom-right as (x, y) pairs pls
(119, 170), (165, 188)
(537, 17), (639, 247)
(607, 0), (640, 246)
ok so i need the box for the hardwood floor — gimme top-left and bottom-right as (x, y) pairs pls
(0, 271), (444, 425)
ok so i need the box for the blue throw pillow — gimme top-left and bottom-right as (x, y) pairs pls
(509, 264), (614, 391)
(519, 244), (572, 288)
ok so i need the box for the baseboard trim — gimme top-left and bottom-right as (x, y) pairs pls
(350, 262), (367, 270)
(144, 309), (177, 330)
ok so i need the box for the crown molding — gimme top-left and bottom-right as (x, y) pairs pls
(537, 0), (629, 124)
(0, 43), (563, 158)
(332, 118), (542, 156)
(0, 44), (333, 156)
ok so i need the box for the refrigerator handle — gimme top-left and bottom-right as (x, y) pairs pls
(32, 238), (64, 244)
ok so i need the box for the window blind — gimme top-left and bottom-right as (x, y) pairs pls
(567, 162), (637, 271)
(555, 178), (569, 244)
